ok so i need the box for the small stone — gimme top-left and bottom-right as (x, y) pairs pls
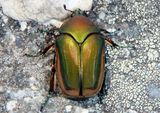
(30, 84), (39, 90)
(2, 15), (8, 24)
(6, 100), (17, 111)
(65, 105), (72, 113)
(151, 62), (156, 68)
(147, 85), (160, 98)
(147, 49), (159, 60)
(135, 101), (140, 106)
(24, 97), (32, 103)
(5, 31), (16, 44)
(126, 109), (137, 113)
(148, 106), (153, 111)
(43, 19), (63, 28)
(124, 48), (131, 58)
(126, 102), (130, 108)
(156, 63), (160, 69)
(74, 106), (89, 113)
(106, 0), (112, 4)
(37, 62), (43, 68)
(99, 12), (106, 20)
(20, 21), (27, 31)
(106, 28), (116, 33)
(108, 18), (116, 24)
(0, 86), (5, 93)
(150, 42), (155, 48)
(29, 77), (36, 81)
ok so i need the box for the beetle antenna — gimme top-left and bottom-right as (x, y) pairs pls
(63, 4), (73, 13)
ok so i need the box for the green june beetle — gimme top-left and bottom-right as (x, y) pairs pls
(26, 5), (118, 111)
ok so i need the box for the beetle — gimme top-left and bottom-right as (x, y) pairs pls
(26, 5), (118, 111)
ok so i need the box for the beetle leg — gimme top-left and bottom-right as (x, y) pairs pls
(105, 38), (119, 49)
(101, 29), (135, 49)
(49, 55), (57, 94)
(24, 43), (55, 57)
(40, 54), (56, 112)
(100, 29), (119, 48)
(25, 26), (59, 57)
(40, 93), (52, 112)
(105, 38), (136, 49)
(98, 72), (107, 104)
(98, 50), (111, 104)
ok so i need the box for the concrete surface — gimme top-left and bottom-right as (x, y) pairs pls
(0, 0), (160, 113)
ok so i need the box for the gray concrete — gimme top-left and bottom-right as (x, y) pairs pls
(0, 0), (160, 113)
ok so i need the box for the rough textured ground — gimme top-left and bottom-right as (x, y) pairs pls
(0, 0), (160, 113)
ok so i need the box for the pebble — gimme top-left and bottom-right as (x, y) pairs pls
(0, 86), (5, 93)
(5, 31), (16, 44)
(106, 28), (116, 33)
(148, 85), (160, 98)
(24, 97), (32, 103)
(147, 49), (159, 60)
(126, 109), (137, 113)
(99, 12), (106, 20)
(126, 102), (130, 108)
(108, 18), (116, 24)
(6, 100), (17, 111)
(20, 21), (27, 31)
(30, 84), (39, 90)
(148, 106), (153, 111)
(74, 106), (89, 113)
(2, 15), (8, 24)
(65, 105), (72, 113)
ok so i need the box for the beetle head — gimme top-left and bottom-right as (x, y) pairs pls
(64, 5), (88, 17)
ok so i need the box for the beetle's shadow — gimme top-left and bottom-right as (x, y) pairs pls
(70, 48), (112, 108)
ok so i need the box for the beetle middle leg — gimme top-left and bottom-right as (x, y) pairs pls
(24, 43), (55, 57)
(25, 26), (59, 57)
(25, 41), (57, 111)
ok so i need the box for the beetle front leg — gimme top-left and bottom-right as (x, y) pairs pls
(100, 29), (119, 48)
(101, 29), (135, 49)
(105, 38), (119, 48)
(98, 71), (108, 104)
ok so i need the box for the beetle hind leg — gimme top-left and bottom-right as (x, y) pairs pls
(98, 52), (111, 104)
(40, 55), (57, 112)
(98, 72), (107, 104)
(49, 58), (58, 95)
